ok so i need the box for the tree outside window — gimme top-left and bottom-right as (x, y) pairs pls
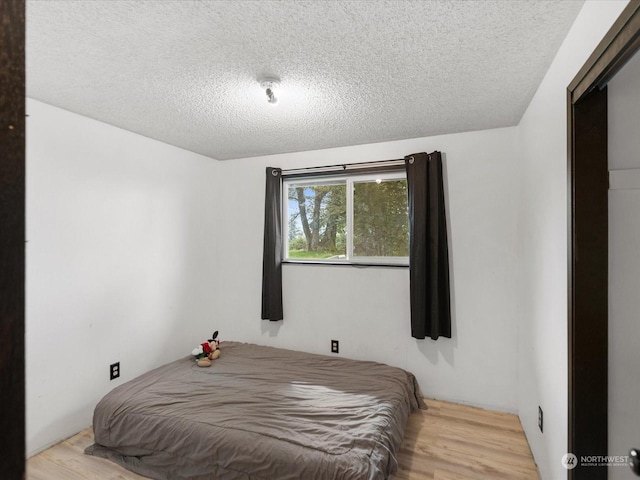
(284, 172), (408, 264)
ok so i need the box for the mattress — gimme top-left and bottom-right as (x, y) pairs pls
(85, 341), (425, 479)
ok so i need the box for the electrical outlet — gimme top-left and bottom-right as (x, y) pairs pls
(331, 340), (339, 354)
(538, 406), (543, 433)
(110, 362), (120, 381)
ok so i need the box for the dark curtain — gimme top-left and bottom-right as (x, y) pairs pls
(261, 167), (283, 321)
(405, 152), (451, 340)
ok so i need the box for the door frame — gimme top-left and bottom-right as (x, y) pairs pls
(568, 1), (640, 478)
(0, 0), (26, 478)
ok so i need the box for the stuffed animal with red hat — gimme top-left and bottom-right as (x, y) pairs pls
(191, 331), (220, 367)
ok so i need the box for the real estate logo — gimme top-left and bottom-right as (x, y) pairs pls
(561, 453), (578, 470)
(562, 452), (629, 469)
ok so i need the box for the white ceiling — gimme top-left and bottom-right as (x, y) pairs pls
(26, 0), (584, 161)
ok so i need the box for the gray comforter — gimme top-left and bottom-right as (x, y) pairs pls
(85, 341), (425, 479)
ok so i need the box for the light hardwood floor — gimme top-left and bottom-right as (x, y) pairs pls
(27, 398), (538, 480)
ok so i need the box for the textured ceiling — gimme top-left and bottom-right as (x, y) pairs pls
(26, 0), (584, 160)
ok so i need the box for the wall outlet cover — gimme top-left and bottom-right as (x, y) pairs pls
(331, 340), (339, 354)
(538, 406), (543, 433)
(110, 362), (120, 381)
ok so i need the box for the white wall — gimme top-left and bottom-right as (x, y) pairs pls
(25, 99), (220, 456)
(516, 1), (629, 479)
(215, 127), (520, 413)
(608, 50), (640, 479)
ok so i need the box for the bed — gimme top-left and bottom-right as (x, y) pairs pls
(85, 341), (426, 479)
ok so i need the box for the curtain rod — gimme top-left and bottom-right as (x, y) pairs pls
(280, 157), (406, 176)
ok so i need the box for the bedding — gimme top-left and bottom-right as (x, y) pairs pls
(85, 341), (426, 479)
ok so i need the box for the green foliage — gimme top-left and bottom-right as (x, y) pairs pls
(353, 180), (409, 257)
(288, 236), (307, 251)
(288, 249), (341, 259)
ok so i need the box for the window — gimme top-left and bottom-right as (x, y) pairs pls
(283, 171), (409, 265)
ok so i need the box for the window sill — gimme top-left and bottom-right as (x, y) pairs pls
(282, 260), (409, 268)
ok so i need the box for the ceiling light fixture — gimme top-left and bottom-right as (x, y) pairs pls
(260, 78), (280, 105)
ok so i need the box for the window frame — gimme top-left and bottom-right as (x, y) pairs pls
(282, 169), (409, 266)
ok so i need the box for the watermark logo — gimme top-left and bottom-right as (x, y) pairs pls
(562, 453), (578, 470)
(561, 453), (629, 469)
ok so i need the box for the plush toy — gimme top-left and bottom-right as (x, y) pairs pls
(192, 331), (220, 367)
